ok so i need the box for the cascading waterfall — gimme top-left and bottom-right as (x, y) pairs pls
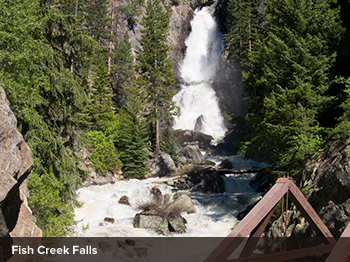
(73, 3), (267, 240)
(173, 4), (227, 141)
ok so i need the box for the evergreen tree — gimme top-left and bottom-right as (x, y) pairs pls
(224, 0), (260, 65)
(0, 0), (98, 235)
(118, 107), (149, 178)
(87, 57), (114, 130)
(160, 126), (179, 166)
(242, 0), (342, 179)
(136, 0), (176, 156)
(111, 32), (135, 107)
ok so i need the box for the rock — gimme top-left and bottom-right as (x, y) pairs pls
(249, 169), (272, 193)
(133, 247), (148, 258)
(0, 86), (41, 240)
(104, 217), (115, 224)
(168, 215), (186, 233)
(150, 152), (177, 177)
(191, 171), (225, 194)
(218, 159), (233, 169)
(165, 194), (195, 214)
(173, 190), (191, 200)
(180, 144), (205, 164)
(133, 213), (169, 234)
(118, 195), (130, 206)
(194, 115), (204, 132)
(173, 129), (213, 151)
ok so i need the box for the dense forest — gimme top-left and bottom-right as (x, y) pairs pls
(0, 0), (350, 236)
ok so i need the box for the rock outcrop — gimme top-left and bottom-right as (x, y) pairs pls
(266, 141), (350, 238)
(0, 87), (42, 242)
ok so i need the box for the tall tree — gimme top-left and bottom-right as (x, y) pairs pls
(87, 56), (114, 130)
(136, 0), (176, 156)
(224, 0), (260, 65)
(242, 0), (342, 179)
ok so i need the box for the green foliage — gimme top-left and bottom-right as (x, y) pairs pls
(160, 126), (179, 166)
(240, 0), (342, 181)
(87, 57), (115, 130)
(111, 32), (135, 107)
(119, 0), (144, 30)
(86, 130), (122, 174)
(136, 0), (176, 154)
(28, 173), (76, 237)
(224, 0), (260, 65)
(333, 76), (350, 141)
(118, 108), (149, 179)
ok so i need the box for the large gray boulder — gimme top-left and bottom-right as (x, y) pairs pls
(133, 213), (169, 234)
(180, 144), (205, 164)
(150, 152), (177, 177)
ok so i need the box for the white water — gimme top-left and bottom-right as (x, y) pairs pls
(173, 5), (227, 141)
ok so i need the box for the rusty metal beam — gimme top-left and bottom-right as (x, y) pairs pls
(326, 222), (350, 262)
(227, 244), (335, 262)
(238, 207), (276, 258)
(204, 182), (289, 262)
(204, 177), (337, 262)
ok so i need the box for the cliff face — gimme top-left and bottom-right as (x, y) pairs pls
(0, 86), (41, 239)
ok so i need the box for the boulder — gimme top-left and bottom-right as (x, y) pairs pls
(165, 194), (195, 214)
(104, 217), (115, 224)
(218, 159), (233, 169)
(118, 195), (130, 206)
(173, 129), (213, 150)
(133, 213), (169, 234)
(180, 144), (205, 164)
(168, 215), (187, 233)
(150, 152), (177, 177)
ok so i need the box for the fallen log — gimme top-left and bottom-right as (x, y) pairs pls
(150, 175), (184, 184)
(215, 168), (263, 174)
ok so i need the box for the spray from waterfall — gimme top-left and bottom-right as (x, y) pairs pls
(173, 4), (227, 142)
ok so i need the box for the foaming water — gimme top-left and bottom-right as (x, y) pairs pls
(173, 5), (227, 141)
(74, 178), (240, 237)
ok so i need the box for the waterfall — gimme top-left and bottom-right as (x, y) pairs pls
(173, 4), (227, 142)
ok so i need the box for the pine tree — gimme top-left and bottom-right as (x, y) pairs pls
(118, 107), (149, 178)
(160, 126), (179, 166)
(242, 0), (342, 179)
(224, 0), (260, 65)
(111, 32), (135, 107)
(87, 56), (115, 130)
(136, 0), (176, 156)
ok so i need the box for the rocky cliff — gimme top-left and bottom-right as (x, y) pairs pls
(266, 141), (350, 239)
(0, 86), (41, 240)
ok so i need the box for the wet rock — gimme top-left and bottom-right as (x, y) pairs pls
(191, 171), (225, 194)
(173, 190), (191, 200)
(165, 194), (195, 214)
(194, 115), (204, 132)
(118, 195), (130, 205)
(103, 217), (115, 224)
(218, 159), (233, 169)
(249, 169), (272, 193)
(133, 214), (169, 234)
(173, 129), (213, 151)
(168, 215), (187, 233)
